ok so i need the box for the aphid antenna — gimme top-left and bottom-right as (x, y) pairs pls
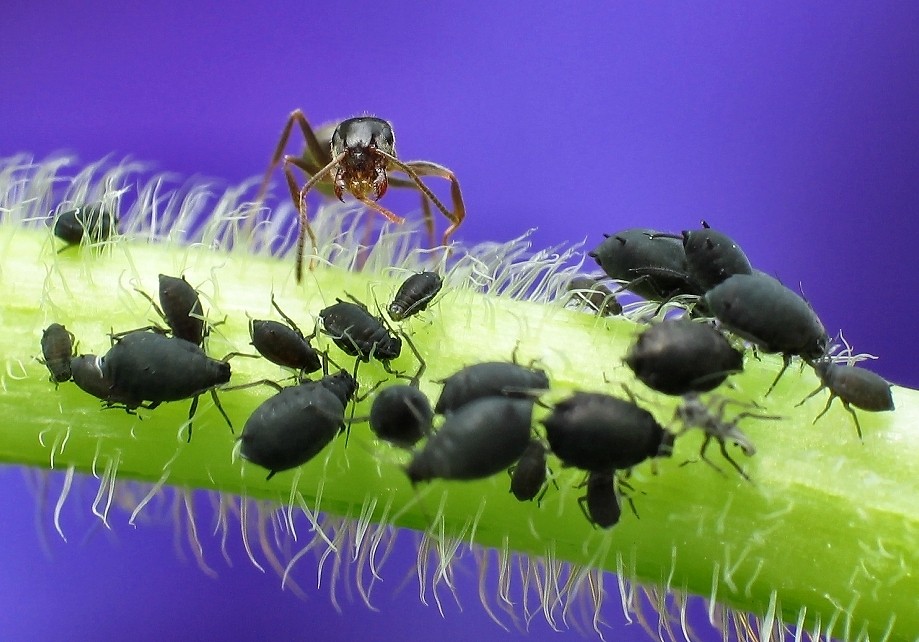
(222, 378), (286, 394)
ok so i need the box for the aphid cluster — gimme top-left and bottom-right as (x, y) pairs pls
(39, 182), (895, 538)
(584, 221), (894, 445)
(43, 273), (233, 441)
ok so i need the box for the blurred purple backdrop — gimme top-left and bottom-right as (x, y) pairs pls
(3, 2), (918, 640)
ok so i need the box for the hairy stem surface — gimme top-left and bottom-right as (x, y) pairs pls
(1, 221), (916, 641)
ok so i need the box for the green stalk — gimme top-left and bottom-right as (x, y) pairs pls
(1, 184), (916, 640)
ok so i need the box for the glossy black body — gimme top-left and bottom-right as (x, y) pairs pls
(158, 274), (206, 346)
(704, 273), (828, 360)
(434, 362), (550, 414)
(250, 319), (322, 374)
(52, 204), (115, 245)
(369, 384), (434, 448)
(681, 223), (753, 291)
(407, 397), (534, 484)
(100, 331), (230, 402)
(625, 319), (743, 395)
(40, 323), (75, 383)
(543, 392), (672, 472)
(319, 299), (401, 362)
(509, 439), (549, 502)
(579, 471), (621, 529)
(588, 228), (696, 301)
(388, 271), (443, 321)
(70, 354), (142, 409)
(239, 371), (357, 479)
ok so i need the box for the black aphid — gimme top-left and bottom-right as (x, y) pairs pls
(435, 361), (550, 415)
(52, 204), (116, 246)
(625, 319), (743, 395)
(388, 271), (443, 321)
(588, 228), (696, 301)
(578, 471), (621, 529)
(158, 274), (207, 346)
(566, 276), (622, 316)
(798, 360), (895, 439)
(369, 384), (434, 448)
(100, 330), (232, 440)
(40, 323), (76, 384)
(509, 438), (550, 503)
(406, 397), (534, 484)
(319, 298), (402, 363)
(238, 370), (358, 480)
(673, 393), (778, 481)
(679, 222), (753, 292)
(249, 295), (322, 376)
(70, 354), (143, 410)
(542, 391), (673, 473)
(704, 273), (829, 394)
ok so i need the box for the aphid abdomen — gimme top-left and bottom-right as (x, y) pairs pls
(239, 383), (346, 477)
(101, 331), (230, 402)
(41, 323), (76, 383)
(158, 274), (206, 346)
(434, 362), (550, 414)
(370, 385), (434, 448)
(407, 397), (534, 484)
(388, 271), (443, 321)
(250, 319), (322, 373)
(705, 273), (828, 360)
(543, 392), (669, 472)
(625, 319), (743, 395)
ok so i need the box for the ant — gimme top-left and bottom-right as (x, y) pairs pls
(254, 110), (466, 281)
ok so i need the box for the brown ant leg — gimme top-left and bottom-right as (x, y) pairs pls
(376, 153), (466, 247)
(290, 151), (347, 282)
(255, 109), (330, 209)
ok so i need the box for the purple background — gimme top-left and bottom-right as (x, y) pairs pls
(3, 2), (918, 640)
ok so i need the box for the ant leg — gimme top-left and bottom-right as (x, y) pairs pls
(381, 175), (437, 247)
(254, 109), (330, 213)
(382, 155), (466, 246)
(356, 196), (407, 225)
(290, 152), (347, 282)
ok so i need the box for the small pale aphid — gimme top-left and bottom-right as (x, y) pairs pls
(798, 359), (895, 439)
(673, 393), (779, 482)
(40, 323), (76, 385)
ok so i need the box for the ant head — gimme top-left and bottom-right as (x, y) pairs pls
(332, 117), (395, 158)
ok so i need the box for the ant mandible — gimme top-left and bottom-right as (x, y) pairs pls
(254, 110), (466, 282)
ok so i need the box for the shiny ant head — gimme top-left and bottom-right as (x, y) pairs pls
(331, 117), (396, 201)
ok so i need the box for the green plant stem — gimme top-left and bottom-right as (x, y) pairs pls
(2, 222), (916, 641)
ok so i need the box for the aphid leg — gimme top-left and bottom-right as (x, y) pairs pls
(841, 401), (864, 441)
(795, 382), (825, 407)
(764, 355), (793, 396)
(222, 379), (286, 394)
(716, 439), (752, 482)
(210, 389), (233, 433)
(693, 434), (727, 478)
(399, 331), (426, 386)
(185, 395), (200, 443)
(270, 293), (305, 337)
(576, 494), (595, 529)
